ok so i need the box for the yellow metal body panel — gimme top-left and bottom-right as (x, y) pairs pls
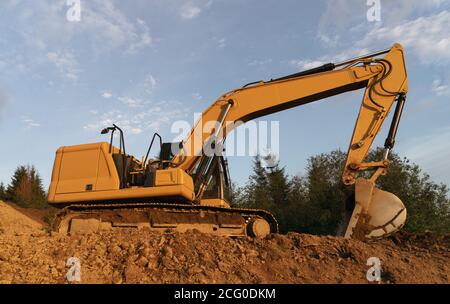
(48, 142), (194, 205)
(49, 184), (194, 204)
(200, 198), (230, 208)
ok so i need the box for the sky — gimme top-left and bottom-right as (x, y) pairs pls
(0, 0), (449, 189)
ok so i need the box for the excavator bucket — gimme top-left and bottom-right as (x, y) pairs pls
(343, 179), (407, 239)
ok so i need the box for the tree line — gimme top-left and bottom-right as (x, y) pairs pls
(0, 165), (48, 209)
(231, 148), (450, 235)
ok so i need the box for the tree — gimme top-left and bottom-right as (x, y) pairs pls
(265, 162), (292, 232)
(228, 182), (246, 207)
(234, 155), (294, 233)
(300, 150), (348, 235)
(283, 175), (308, 233)
(0, 182), (6, 201)
(6, 165), (47, 208)
(242, 155), (271, 210)
(6, 165), (28, 202)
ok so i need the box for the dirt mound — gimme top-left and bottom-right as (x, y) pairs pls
(3, 201), (51, 226)
(0, 201), (43, 235)
(0, 203), (448, 284)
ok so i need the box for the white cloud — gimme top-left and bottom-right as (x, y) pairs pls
(143, 74), (157, 94)
(248, 58), (273, 67)
(317, 0), (362, 47)
(125, 19), (153, 54)
(192, 92), (202, 101)
(290, 59), (325, 70)
(115, 74), (157, 108)
(361, 11), (450, 64)
(296, 9), (450, 72)
(22, 117), (41, 128)
(83, 105), (186, 135)
(130, 127), (144, 135)
(316, 0), (450, 64)
(179, 0), (213, 20)
(78, 0), (153, 54)
(118, 96), (144, 108)
(46, 50), (81, 80)
(180, 3), (202, 20)
(217, 38), (226, 49)
(289, 48), (370, 70)
(1, 0), (154, 81)
(432, 79), (450, 96)
(84, 72), (187, 135)
(128, 32), (152, 53)
(317, 0), (449, 49)
(102, 91), (113, 99)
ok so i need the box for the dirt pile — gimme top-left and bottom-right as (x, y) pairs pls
(0, 201), (43, 235)
(0, 202), (448, 284)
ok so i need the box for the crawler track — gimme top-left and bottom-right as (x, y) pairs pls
(53, 202), (278, 237)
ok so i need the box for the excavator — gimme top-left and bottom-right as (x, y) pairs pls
(48, 43), (408, 239)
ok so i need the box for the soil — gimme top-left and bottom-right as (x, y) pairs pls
(0, 201), (448, 284)
(0, 201), (44, 234)
(3, 201), (50, 227)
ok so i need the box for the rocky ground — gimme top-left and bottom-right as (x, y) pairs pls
(0, 201), (449, 284)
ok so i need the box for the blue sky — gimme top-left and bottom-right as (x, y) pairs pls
(0, 0), (449, 189)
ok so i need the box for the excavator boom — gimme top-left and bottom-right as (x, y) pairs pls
(174, 44), (407, 178)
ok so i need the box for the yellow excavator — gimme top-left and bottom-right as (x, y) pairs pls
(48, 43), (408, 239)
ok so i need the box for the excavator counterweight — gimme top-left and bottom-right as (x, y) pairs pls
(48, 43), (409, 239)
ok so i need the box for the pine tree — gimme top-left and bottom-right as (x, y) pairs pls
(265, 158), (292, 232)
(285, 175), (309, 232)
(240, 155), (294, 232)
(266, 163), (290, 206)
(244, 155), (270, 209)
(6, 165), (47, 208)
(29, 166), (47, 207)
(6, 165), (28, 203)
(251, 155), (269, 188)
(0, 182), (6, 201)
